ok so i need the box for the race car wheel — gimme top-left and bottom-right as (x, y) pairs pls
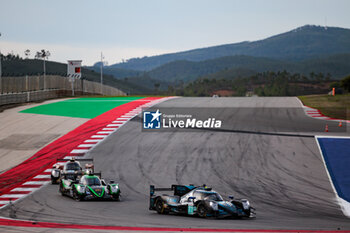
(72, 188), (81, 201)
(59, 182), (65, 196)
(113, 194), (121, 201)
(51, 178), (56, 184)
(197, 203), (207, 218)
(155, 199), (168, 214)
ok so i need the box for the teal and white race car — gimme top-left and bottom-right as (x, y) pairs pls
(59, 173), (121, 201)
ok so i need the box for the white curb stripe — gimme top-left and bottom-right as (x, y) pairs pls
(96, 131), (113, 134)
(107, 124), (122, 127)
(102, 128), (117, 131)
(33, 175), (51, 179)
(23, 181), (49, 185)
(1, 194), (27, 198)
(78, 144), (95, 148)
(85, 139), (102, 143)
(11, 187), (38, 192)
(71, 149), (89, 154)
(0, 201), (10, 204)
(55, 162), (66, 166)
(91, 135), (107, 138)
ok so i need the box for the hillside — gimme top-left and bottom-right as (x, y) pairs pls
(108, 25), (350, 71)
(140, 53), (350, 82)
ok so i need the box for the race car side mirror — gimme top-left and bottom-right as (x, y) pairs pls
(188, 197), (196, 202)
(229, 195), (234, 200)
(110, 180), (115, 184)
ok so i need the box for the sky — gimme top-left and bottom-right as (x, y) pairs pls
(1, 0), (350, 66)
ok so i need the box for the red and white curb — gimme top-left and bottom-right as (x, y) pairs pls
(297, 98), (350, 124)
(0, 96), (176, 209)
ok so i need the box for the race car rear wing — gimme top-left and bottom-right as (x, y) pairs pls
(63, 172), (102, 181)
(150, 184), (196, 197)
(56, 158), (94, 162)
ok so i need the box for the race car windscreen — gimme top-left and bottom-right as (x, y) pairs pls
(64, 162), (82, 171)
(85, 177), (101, 186)
(194, 191), (223, 201)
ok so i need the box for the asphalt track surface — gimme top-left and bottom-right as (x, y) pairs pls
(1, 97), (350, 231)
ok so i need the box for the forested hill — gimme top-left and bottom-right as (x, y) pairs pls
(147, 53), (350, 82)
(107, 25), (350, 71)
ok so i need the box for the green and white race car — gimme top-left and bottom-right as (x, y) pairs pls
(59, 173), (121, 201)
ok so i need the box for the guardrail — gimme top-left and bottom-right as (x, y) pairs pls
(0, 75), (126, 106)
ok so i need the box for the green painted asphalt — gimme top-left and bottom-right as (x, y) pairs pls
(20, 97), (145, 119)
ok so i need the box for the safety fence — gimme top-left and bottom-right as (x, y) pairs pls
(0, 75), (126, 106)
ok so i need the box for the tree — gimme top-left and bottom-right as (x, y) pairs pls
(24, 49), (30, 59)
(35, 49), (51, 88)
(340, 75), (350, 92)
(154, 83), (160, 93)
(330, 82), (340, 89)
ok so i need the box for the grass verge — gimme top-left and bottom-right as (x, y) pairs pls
(298, 94), (350, 120)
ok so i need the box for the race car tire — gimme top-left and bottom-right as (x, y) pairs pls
(197, 203), (207, 218)
(72, 188), (81, 201)
(155, 199), (168, 214)
(112, 194), (121, 201)
(59, 182), (65, 196)
(51, 178), (56, 184)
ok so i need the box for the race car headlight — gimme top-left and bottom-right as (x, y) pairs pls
(77, 185), (85, 193)
(51, 170), (60, 178)
(110, 184), (119, 193)
(209, 201), (218, 211)
(242, 200), (250, 210)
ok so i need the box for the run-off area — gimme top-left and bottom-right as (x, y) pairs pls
(316, 136), (350, 217)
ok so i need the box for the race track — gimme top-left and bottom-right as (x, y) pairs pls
(1, 97), (349, 231)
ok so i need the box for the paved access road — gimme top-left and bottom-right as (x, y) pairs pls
(1, 97), (349, 231)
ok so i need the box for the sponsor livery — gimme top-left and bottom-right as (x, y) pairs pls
(149, 184), (255, 218)
(59, 173), (121, 201)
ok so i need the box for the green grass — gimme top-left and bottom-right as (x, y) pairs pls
(298, 94), (350, 120)
(20, 97), (145, 119)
